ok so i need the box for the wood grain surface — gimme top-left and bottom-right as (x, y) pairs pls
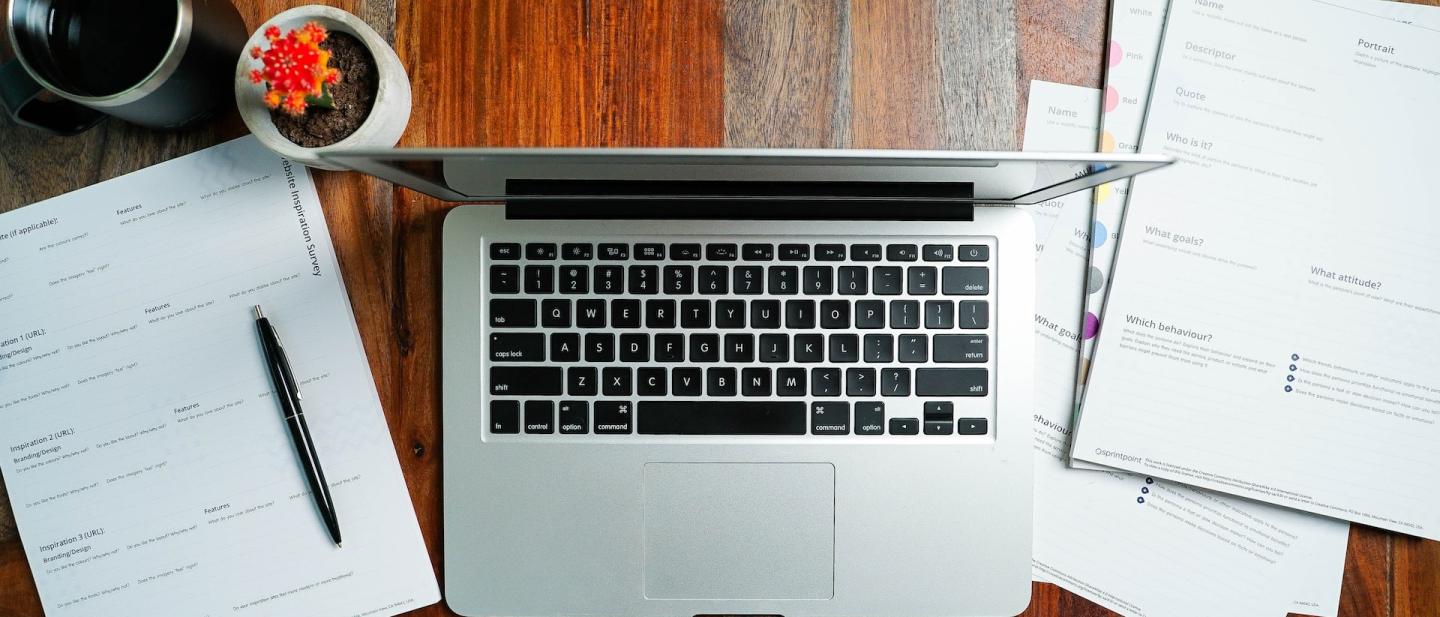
(1, 1), (1436, 616)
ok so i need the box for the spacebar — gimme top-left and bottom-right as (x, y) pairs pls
(638, 402), (807, 435)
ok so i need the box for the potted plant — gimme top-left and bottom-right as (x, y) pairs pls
(234, 5), (411, 170)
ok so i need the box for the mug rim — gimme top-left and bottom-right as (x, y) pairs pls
(4, 0), (192, 108)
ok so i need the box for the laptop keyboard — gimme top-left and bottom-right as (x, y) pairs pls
(482, 237), (995, 439)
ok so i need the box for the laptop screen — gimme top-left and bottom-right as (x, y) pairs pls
(318, 148), (1171, 205)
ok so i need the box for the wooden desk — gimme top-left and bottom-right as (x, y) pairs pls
(1, 1), (1436, 615)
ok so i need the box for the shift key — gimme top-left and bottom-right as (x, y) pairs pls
(490, 333), (544, 362)
(490, 366), (563, 395)
(491, 299), (536, 327)
(915, 368), (988, 396)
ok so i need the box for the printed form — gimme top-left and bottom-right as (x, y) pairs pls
(1073, 0), (1440, 539)
(0, 137), (439, 616)
(1024, 80), (1348, 617)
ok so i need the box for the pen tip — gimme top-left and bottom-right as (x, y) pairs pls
(336, 542), (343, 548)
(252, 305), (264, 319)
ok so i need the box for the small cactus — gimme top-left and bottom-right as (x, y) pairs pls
(248, 22), (343, 116)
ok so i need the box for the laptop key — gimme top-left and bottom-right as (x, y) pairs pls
(779, 244), (810, 261)
(490, 243), (521, 260)
(700, 265), (730, 294)
(785, 300), (815, 329)
(524, 401), (554, 433)
(743, 243), (774, 260)
(923, 244), (953, 261)
(671, 368), (702, 396)
(635, 243), (665, 260)
(619, 333), (648, 361)
(639, 401), (807, 435)
(855, 402), (885, 434)
(690, 334), (719, 362)
(890, 300), (919, 329)
(816, 244), (846, 261)
(559, 265), (588, 294)
(541, 299), (571, 327)
(777, 368), (806, 396)
(715, 300), (745, 328)
(958, 418), (989, 435)
(881, 368), (910, 396)
(593, 401), (634, 434)
(490, 265), (519, 293)
(593, 265), (624, 293)
(646, 299), (676, 328)
(490, 299), (536, 328)
(925, 300), (954, 329)
(490, 400), (520, 433)
(942, 266), (989, 295)
(707, 367), (737, 396)
(803, 266), (833, 295)
(558, 401), (589, 434)
(731, 265), (766, 294)
(768, 266), (798, 294)
(680, 300), (710, 327)
(706, 243), (738, 261)
(845, 368), (876, 396)
(829, 334), (859, 362)
(491, 333), (544, 362)
(851, 244), (883, 261)
(915, 368), (988, 396)
(489, 366), (562, 395)
(550, 333), (580, 362)
(603, 367), (632, 396)
(873, 266), (902, 295)
(934, 334), (988, 363)
(585, 334), (614, 362)
(759, 334), (790, 362)
(811, 402), (850, 435)
(907, 266), (937, 295)
(958, 245), (989, 262)
(750, 300), (781, 329)
(887, 244), (918, 261)
(524, 265), (554, 294)
(562, 243), (592, 260)
(724, 334), (755, 362)
(864, 334), (894, 363)
(838, 266), (868, 295)
(598, 243), (629, 260)
(568, 367), (597, 396)
(820, 300), (849, 328)
(889, 418), (919, 435)
(664, 265), (694, 294)
(671, 243), (702, 260)
(628, 265), (658, 294)
(611, 299), (640, 328)
(741, 367), (771, 396)
(794, 334), (824, 362)
(576, 299), (605, 327)
(812, 367), (841, 396)
(526, 243), (557, 260)
(898, 334), (927, 362)
(855, 300), (885, 328)
(655, 334), (685, 362)
(960, 300), (989, 329)
(637, 367), (667, 396)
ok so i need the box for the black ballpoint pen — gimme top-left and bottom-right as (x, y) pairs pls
(253, 305), (343, 547)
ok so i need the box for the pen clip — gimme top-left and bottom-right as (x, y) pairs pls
(275, 332), (303, 402)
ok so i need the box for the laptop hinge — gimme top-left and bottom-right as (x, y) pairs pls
(504, 199), (975, 221)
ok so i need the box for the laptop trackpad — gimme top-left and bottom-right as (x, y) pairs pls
(643, 462), (835, 600)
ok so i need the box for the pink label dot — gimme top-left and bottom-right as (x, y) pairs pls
(1104, 86), (1120, 112)
(1109, 41), (1123, 67)
(1084, 313), (1100, 339)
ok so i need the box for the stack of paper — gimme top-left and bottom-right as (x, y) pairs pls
(1033, 0), (1440, 614)
(0, 137), (440, 616)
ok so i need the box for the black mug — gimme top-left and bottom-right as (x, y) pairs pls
(1, 0), (247, 135)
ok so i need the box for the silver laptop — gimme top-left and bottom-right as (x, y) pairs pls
(321, 148), (1170, 617)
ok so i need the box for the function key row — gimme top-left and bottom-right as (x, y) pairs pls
(491, 242), (990, 263)
(491, 264), (990, 296)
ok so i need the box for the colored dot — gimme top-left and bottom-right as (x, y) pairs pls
(1096, 182), (1113, 203)
(1092, 220), (1107, 248)
(1083, 312), (1100, 340)
(1100, 130), (1116, 153)
(1109, 41), (1123, 67)
(1087, 266), (1105, 293)
(1104, 86), (1119, 112)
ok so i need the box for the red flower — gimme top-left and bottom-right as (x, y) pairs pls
(247, 21), (342, 116)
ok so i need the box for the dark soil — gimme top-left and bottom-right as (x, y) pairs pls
(271, 32), (378, 148)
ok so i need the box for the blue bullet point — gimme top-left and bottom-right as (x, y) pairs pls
(1141, 487), (1150, 494)
(1145, 477), (1154, 484)
(1284, 385), (1293, 392)
(1137, 497), (1145, 504)
(1289, 364), (1297, 371)
(1291, 353), (1300, 361)
(1287, 375), (1295, 382)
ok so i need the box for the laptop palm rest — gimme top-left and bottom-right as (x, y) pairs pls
(643, 463), (836, 601)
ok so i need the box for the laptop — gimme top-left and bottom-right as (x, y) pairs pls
(320, 148), (1170, 617)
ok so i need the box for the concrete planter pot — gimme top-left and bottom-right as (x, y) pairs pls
(235, 5), (410, 170)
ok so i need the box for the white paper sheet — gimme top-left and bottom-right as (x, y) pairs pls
(1024, 80), (1349, 617)
(1073, 0), (1440, 540)
(0, 137), (440, 616)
